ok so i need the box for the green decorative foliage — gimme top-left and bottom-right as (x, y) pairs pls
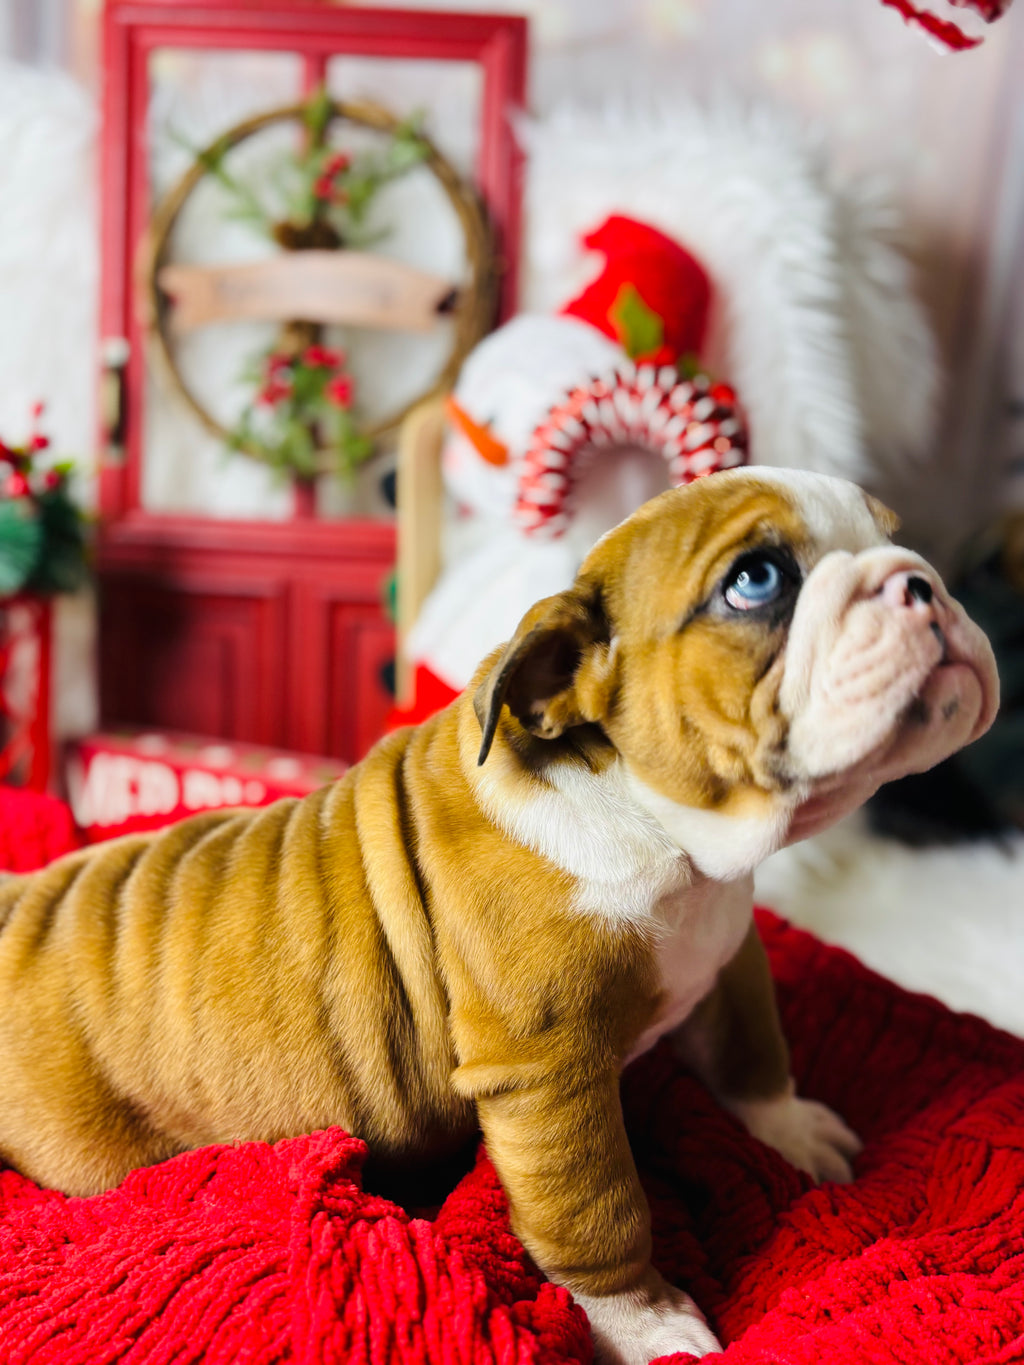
(31, 485), (90, 595)
(185, 89), (431, 482)
(382, 568), (398, 625)
(0, 499), (42, 597)
(610, 283), (665, 360)
(0, 418), (88, 599)
(233, 346), (373, 482)
(192, 95), (429, 251)
(303, 85), (334, 144)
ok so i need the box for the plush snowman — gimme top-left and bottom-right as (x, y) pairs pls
(404, 216), (748, 714)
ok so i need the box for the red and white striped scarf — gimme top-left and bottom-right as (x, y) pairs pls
(880, 0), (1014, 49)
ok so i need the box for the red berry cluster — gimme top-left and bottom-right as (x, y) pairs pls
(313, 151), (352, 205)
(0, 403), (61, 500)
(256, 347), (355, 411)
(257, 354), (294, 408)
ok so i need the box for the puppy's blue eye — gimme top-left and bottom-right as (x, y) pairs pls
(724, 554), (786, 611)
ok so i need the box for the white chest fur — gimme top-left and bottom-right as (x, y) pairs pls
(471, 749), (755, 1062)
(624, 873), (754, 1065)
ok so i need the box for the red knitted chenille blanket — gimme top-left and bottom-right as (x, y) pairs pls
(1, 800), (1023, 1363)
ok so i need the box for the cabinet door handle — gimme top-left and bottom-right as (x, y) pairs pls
(100, 336), (130, 466)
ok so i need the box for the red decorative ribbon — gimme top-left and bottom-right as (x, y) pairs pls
(880, 0), (1012, 49)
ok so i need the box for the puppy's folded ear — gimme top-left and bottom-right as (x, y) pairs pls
(864, 492), (901, 538)
(474, 581), (612, 765)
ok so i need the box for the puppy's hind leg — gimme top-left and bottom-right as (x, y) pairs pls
(0, 1064), (181, 1196)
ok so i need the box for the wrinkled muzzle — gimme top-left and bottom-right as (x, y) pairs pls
(779, 547), (1000, 784)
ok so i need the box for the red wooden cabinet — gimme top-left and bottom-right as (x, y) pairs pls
(97, 1), (526, 763)
(97, 524), (398, 758)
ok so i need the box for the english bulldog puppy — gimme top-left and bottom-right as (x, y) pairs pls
(0, 469), (998, 1363)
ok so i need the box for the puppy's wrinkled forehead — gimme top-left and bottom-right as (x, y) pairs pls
(582, 468), (893, 626)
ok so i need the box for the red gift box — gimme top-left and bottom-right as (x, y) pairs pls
(65, 729), (347, 843)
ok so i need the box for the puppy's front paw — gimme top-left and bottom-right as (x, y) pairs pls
(728, 1081), (863, 1183)
(575, 1275), (721, 1364)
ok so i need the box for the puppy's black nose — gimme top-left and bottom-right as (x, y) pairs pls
(880, 569), (938, 613)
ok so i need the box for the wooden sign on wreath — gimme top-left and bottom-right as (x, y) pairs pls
(143, 96), (496, 482)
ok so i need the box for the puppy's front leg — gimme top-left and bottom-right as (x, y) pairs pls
(672, 921), (862, 1183)
(461, 1064), (721, 1364)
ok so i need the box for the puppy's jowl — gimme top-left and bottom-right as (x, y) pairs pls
(0, 470), (998, 1363)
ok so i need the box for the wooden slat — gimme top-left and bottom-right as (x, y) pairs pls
(395, 396), (447, 707)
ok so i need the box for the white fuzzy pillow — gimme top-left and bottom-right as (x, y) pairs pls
(0, 61), (97, 485)
(0, 62), (98, 739)
(522, 100), (940, 502)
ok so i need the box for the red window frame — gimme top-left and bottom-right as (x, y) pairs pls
(99, 0), (528, 536)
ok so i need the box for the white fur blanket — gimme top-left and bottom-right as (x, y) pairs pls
(756, 815), (1024, 1038)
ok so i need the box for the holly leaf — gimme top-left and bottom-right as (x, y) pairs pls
(303, 85), (333, 145)
(278, 420), (317, 479)
(610, 282), (664, 360)
(0, 498), (43, 596)
(675, 352), (702, 381)
(382, 569), (398, 624)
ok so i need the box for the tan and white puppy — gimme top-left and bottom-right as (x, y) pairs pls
(0, 469), (998, 1364)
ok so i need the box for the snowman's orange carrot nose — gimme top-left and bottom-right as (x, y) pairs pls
(444, 395), (509, 467)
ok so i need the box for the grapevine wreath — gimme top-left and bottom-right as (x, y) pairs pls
(145, 94), (494, 482)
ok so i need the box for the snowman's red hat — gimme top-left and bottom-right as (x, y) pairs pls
(559, 214), (711, 367)
(497, 215), (745, 538)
